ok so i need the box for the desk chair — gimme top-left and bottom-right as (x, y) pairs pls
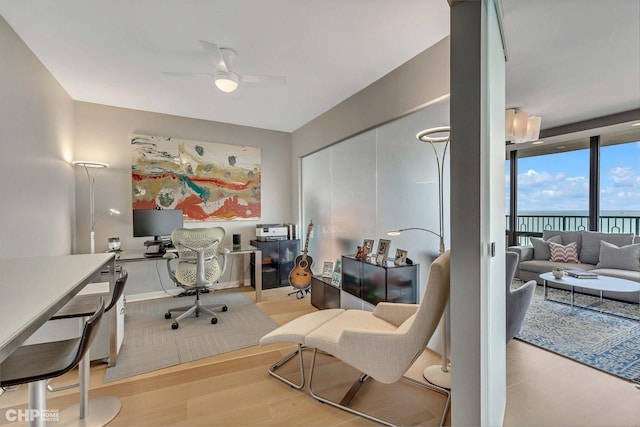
(261, 251), (452, 427)
(0, 299), (105, 427)
(164, 227), (228, 329)
(46, 269), (128, 425)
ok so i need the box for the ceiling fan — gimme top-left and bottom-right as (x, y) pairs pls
(162, 40), (286, 93)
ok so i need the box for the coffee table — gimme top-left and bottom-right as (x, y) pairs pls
(539, 272), (640, 317)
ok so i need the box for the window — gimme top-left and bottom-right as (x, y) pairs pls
(599, 140), (640, 234)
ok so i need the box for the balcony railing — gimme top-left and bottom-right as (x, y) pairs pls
(506, 214), (640, 246)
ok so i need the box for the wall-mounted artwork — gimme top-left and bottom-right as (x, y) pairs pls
(131, 134), (261, 221)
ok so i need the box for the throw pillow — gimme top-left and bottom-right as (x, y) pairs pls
(543, 231), (583, 256)
(580, 231), (634, 265)
(530, 235), (562, 260)
(596, 241), (640, 272)
(549, 241), (580, 263)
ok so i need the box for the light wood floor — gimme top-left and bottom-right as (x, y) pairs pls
(1, 286), (639, 426)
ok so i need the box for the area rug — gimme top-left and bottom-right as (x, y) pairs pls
(104, 291), (278, 383)
(516, 285), (640, 384)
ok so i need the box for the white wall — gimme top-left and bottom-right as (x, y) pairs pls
(73, 101), (293, 256)
(449, 0), (507, 425)
(0, 15), (75, 259)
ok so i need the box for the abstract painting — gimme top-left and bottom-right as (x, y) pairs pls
(131, 134), (261, 221)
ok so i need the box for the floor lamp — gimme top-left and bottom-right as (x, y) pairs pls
(68, 160), (122, 426)
(72, 160), (120, 254)
(387, 126), (451, 389)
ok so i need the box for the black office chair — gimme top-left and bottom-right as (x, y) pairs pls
(52, 269), (128, 321)
(45, 269), (128, 424)
(0, 299), (105, 426)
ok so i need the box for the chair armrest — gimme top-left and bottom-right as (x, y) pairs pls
(218, 247), (229, 276)
(164, 254), (178, 284)
(372, 303), (418, 327)
(508, 245), (534, 262)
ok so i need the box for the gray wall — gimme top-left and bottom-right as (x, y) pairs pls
(291, 37), (451, 217)
(0, 15), (75, 259)
(73, 102), (293, 256)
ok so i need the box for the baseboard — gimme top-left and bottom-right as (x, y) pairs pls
(125, 279), (249, 303)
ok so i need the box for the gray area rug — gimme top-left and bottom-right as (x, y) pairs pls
(104, 291), (277, 382)
(516, 285), (640, 384)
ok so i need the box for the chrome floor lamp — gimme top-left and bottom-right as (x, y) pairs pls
(388, 126), (451, 389)
(72, 160), (119, 254)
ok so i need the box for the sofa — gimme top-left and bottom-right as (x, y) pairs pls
(508, 230), (640, 303)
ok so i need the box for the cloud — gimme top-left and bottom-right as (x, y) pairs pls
(609, 166), (636, 187)
(516, 168), (589, 211)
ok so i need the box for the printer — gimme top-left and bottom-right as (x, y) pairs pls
(256, 224), (289, 241)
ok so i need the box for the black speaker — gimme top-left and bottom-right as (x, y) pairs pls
(233, 234), (241, 249)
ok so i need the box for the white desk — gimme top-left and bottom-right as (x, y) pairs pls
(0, 253), (115, 364)
(117, 245), (263, 302)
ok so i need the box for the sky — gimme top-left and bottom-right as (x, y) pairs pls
(506, 141), (640, 213)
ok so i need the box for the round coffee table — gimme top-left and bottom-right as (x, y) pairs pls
(539, 272), (640, 316)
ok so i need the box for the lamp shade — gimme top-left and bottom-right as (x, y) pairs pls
(72, 160), (108, 168)
(214, 73), (239, 93)
(506, 109), (542, 143)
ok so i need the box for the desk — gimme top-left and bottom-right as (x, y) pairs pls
(117, 245), (263, 302)
(0, 253), (115, 364)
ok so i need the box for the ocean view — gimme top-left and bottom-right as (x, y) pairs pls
(514, 210), (640, 217)
(506, 211), (640, 242)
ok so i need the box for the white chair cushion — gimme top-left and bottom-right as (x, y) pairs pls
(259, 309), (345, 346)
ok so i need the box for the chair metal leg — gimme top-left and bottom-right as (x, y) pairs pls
(307, 349), (451, 427)
(174, 305), (198, 323)
(266, 344), (307, 390)
(28, 380), (47, 427)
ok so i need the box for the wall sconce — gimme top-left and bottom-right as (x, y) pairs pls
(505, 109), (542, 143)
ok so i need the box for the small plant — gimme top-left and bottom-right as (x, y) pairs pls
(552, 266), (564, 278)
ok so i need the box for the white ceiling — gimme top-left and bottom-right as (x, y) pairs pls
(0, 0), (638, 133)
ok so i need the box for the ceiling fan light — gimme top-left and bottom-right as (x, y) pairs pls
(214, 73), (239, 93)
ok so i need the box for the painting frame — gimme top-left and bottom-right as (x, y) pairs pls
(130, 134), (261, 221)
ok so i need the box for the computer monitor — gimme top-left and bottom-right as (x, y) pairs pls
(132, 209), (184, 245)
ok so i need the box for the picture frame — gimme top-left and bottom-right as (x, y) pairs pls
(376, 239), (391, 265)
(394, 249), (408, 266)
(322, 261), (334, 278)
(363, 239), (374, 255)
(331, 259), (342, 287)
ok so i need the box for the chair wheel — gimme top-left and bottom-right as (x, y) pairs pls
(165, 312), (172, 319)
(171, 322), (179, 330)
(211, 317), (218, 324)
(222, 306), (228, 312)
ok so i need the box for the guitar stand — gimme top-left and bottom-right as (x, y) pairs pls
(288, 287), (310, 299)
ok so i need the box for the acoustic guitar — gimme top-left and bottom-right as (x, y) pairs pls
(288, 220), (314, 291)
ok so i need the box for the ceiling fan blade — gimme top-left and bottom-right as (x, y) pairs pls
(240, 74), (287, 85)
(199, 40), (228, 73)
(162, 71), (214, 78)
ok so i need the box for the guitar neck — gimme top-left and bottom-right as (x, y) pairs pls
(301, 222), (313, 261)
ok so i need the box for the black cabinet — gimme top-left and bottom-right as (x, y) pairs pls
(311, 275), (340, 310)
(250, 239), (300, 289)
(341, 255), (418, 305)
